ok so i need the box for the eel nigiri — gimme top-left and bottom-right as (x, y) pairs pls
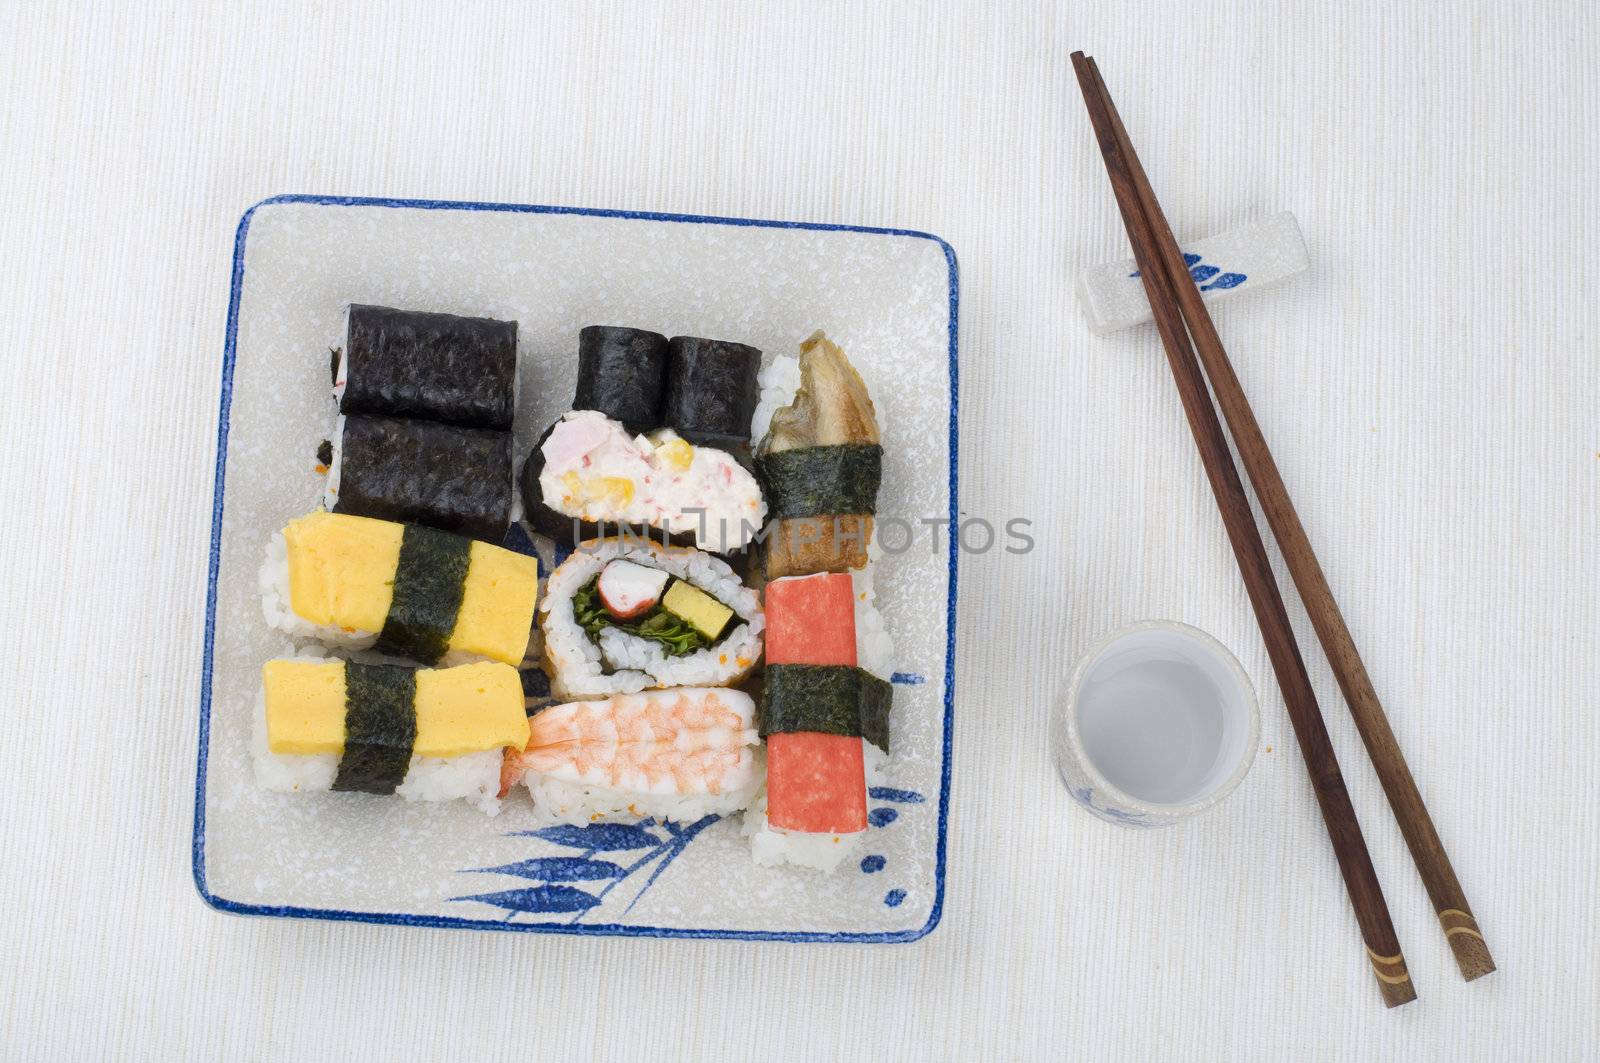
(755, 331), (882, 578)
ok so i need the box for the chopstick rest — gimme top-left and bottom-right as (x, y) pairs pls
(1075, 211), (1308, 334)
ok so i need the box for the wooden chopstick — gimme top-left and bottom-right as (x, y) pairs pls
(1071, 51), (1417, 1008)
(1081, 61), (1495, 983)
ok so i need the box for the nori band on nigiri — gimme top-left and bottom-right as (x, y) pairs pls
(332, 663), (417, 794)
(575, 326), (668, 433)
(341, 304), (518, 430)
(333, 415), (512, 542)
(663, 336), (761, 448)
(760, 664), (892, 753)
(754, 444), (883, 519)
(375, 525), (472, 663)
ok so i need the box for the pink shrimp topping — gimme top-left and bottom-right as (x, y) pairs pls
(502, 688), (759, 797)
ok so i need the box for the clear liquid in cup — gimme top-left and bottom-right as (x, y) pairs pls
(1076, 653), (1229, 805)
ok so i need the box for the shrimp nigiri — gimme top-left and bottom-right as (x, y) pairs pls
(500, 689), (764, 823)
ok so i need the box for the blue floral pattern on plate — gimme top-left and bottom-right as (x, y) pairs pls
(454, 817), (720, 921)
(448, 781), (928, 922)
(453, 783), (928, 921)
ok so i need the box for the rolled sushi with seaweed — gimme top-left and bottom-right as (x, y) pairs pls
(260, 510), (539, 667)
(539, 536), (763, 700)
(334, 304), (518, 430)
(663, 336), (762, 449)
(573, 325), (669, 433)
(500, 687), (765, 826)
(522, 410), (766, 553)
(254, 656), (529, 814)
(325, 414), (513, 543)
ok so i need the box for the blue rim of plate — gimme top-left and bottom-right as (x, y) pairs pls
(192, 194), (960, 942)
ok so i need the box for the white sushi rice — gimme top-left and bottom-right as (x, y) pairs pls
(749, 353), (801, 445)
(250, 652), (505, 815)
(741, 743), (886, 872)
(520, 750), (766, 827)
(321, 414), (345, 510)
(393, 749), (505, 814)
(852, 557), (894, 680)
(540, 538), (763, 699)
(258, 530), (378, 650)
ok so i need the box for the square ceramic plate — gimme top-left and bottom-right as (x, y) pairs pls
(193, 195), (958, 941)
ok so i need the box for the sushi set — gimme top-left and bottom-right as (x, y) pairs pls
(195, 196), (957, 940)
(268, 314), (889, 858)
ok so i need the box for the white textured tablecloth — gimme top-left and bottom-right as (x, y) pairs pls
(3, 2), (1595, 1058)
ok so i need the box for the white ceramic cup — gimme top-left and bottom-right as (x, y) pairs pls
(1053, 620), (1259, 828)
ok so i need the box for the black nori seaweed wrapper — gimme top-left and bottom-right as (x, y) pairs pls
(517, 418), (696, 551)
(334, 415), (512, 543)
(575, 326), (668, 433)
(755, 444), (883, 519)
(375, 524), (472, 663)
(342, 304), (517, 430)
(332, 663), (418, 794)
(663, 336), (761, 448)
(759, 664), (893, 753)
(858, 670), (893, 753)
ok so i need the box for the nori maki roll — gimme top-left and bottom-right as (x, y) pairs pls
(574, 326), (668, 433)
(518, 411), (765, 557)
(517, 418), (679, 548)
(337, 305), (518, 431)
(330, 414), (513, 542)
(663, 336), (761, 449)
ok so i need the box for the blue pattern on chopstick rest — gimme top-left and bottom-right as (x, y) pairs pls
(1130, 251), (1248, 290)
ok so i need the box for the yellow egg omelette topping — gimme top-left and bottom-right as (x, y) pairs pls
(262, 659), (530, 757)
(450, 541), (540, 665)
(284, 510), (402, 633)
(282, 510), (539, 666)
